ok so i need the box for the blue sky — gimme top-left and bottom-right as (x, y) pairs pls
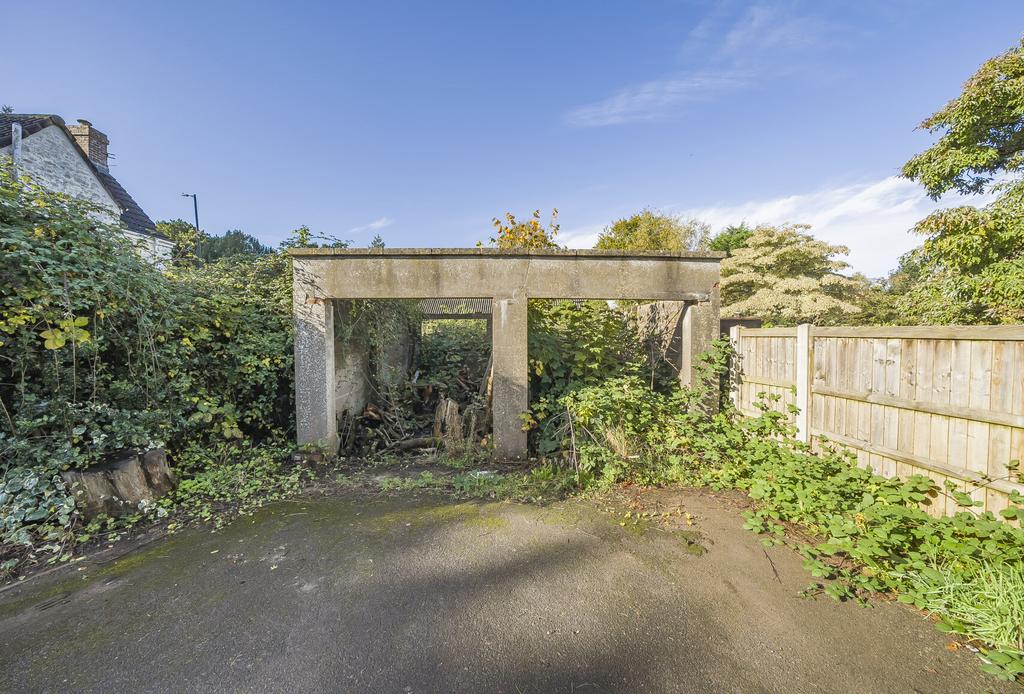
(5, 1), (1024, 276)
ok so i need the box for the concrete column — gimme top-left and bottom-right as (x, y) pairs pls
(679, 285), (721, 390)
(491, 296), (529, 459)
(294, 284), (338, 454)
(334, 301), (371, 420)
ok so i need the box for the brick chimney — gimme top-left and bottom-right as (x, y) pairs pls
(68, 119), (109, 171)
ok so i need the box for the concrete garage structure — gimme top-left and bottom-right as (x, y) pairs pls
(290, 248), (724, 459)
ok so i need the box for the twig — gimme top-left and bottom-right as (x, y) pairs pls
(0, 395), (14, 434)
(566, 406), (579, 481)
(762, 547), (783, 584)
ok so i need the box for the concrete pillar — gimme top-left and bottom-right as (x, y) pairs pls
(679, 285), (721, 390)
(491, 296), (529, 459)
(294, 291), (338, 454)
(334, 301), (371, 420)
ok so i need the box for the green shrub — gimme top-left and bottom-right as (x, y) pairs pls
(0, 164), (296, 564)
(526, 300), (658, 454)
(418, 319), (489, 404)
(166, 441), (305, 528)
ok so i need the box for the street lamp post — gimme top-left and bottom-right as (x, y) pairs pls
(180, 193), (199, 236)
(181, 193), (200, 258)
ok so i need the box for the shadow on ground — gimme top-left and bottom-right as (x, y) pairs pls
(0, 488), (1013, 693)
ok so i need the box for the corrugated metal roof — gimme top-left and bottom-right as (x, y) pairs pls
(418, 298), (492, 316)
(417, 298), (590, 317)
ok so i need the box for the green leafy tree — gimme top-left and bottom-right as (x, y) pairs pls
(897, 38), (1024, 324)
(895, 189), (1024, 323)
(156, 218), (202, 263)
(278, 225), (350, 250)
(720, 224), (865, 325)
(902, 38), (1024, 198)
(199, 230), (272, 261)
(483, 209), (560, 249)
(709, 223), (753, 255)
(595, 210), (709, 251)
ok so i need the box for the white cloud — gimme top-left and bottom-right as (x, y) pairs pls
(559, 223), (605, 249)
(677, 177), (989, 278)
(564, 3), (838, 128)
(348, 216), (394, 234)
(560, 177), (995, 278)
(564, 73), (746, 128)
(719, 4), (835, 58)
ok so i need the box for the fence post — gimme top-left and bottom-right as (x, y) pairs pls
(795, 323), (812, 443)
(728, 325), (741, 409)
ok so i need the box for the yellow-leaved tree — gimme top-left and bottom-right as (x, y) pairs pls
(483, 209), (560, 249)
(595, 210), (709, 251)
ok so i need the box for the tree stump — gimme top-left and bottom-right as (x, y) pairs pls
(141, 449), (178, 496)
(61, 448), (178, 520)
(433, 398), (465, 451)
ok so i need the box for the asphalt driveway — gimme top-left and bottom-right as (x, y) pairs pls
(0, 487), (1011, 693)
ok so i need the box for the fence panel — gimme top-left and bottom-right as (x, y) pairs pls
(729, 327), (798, 423)
(731, 325), (1024, 517)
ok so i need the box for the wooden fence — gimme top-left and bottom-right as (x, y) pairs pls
(729, 325), (1024, 517)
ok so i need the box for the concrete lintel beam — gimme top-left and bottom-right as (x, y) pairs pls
(292, 254), (721, 302)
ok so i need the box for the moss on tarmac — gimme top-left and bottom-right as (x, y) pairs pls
(0, 489), (1013, 693)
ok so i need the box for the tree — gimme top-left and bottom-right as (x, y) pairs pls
(897, 38), (1024, 324)
(595, 210), (709, 251)
(894, 189), (1024, 323)
(484, 209), (560, 249)
(720, 224), (865, 325)
(278, 225), (350, 250)
(199, 229), (272, 261)
(156, 218), (202, 263)
(902, 38), (1024, 198)
(708, 224), (753, 255)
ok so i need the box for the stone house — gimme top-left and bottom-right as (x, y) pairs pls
(0, 114), (172, 260)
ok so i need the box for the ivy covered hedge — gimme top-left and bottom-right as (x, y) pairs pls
(0, 165), (296, 569)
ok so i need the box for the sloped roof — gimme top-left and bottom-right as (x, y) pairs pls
(0, 114), (61, 145)
(93, 168), (158, 235)
(1, 113), (163, 238)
